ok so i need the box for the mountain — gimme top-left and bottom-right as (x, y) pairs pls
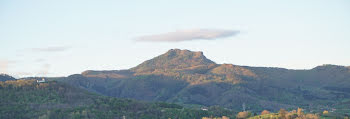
(48, 49), (350, 114)
(0, 74), (16, 81)
(131, 49), (216, 74)
(0, 78), (236, 119)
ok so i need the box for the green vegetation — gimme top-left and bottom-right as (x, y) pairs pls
(0, 79), (236, 119)
(1, 78), (349, 119)
(246, 108), (345, 119)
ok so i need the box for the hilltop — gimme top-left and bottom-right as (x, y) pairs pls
(131, 49), (216, 74)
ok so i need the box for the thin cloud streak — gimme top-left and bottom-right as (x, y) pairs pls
(135, 29), (240, 42)
(31, 46), (71, 52)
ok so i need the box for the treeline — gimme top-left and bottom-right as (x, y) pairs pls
(234, 107), (349, 119)
(2, 79), (348, 119)
(0, 80), (237, 119)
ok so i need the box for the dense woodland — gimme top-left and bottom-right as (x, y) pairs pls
(1, 79), (348, 119)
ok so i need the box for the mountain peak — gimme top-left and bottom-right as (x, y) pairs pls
(131, 49), (216, 73)
(164, 49), (206, 61)
(166, 49), (203, 56)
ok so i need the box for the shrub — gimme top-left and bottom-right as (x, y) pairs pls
(236, 111), (249, 119)
(261, 110), (270, 115)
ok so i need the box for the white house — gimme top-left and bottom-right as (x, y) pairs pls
(36, 78), (46, 83)
(201, 107), (208, 111)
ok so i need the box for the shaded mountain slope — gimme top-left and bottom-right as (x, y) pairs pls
(51, 49), (350, 112)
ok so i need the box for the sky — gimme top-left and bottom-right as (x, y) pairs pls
(1, 0), (350, 77)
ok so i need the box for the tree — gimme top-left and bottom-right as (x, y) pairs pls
(261, 110), (270, 115)
(297, 108), (304, 116)
(291, 110), (297, 114)
(285, 113), (298, 119)
(279, 108), (287, 119)
(344, 115), (349, 119)
(236, 111), (249, 119)
(322, 110), (329, 115)
(305, 114), (319, 119)
(222, 116), (229, 119)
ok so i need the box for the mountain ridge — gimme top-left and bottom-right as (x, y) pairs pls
(83, 49), (348, 76)
(81, 49), (349, 85)
(41, 49), (350, 113)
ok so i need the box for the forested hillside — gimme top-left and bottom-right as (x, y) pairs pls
(0, 79), (237, 119)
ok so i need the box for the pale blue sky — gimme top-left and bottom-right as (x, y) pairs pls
(1, 0), (349, 77)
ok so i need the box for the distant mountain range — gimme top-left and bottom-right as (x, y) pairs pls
(21, 49), (350, 113)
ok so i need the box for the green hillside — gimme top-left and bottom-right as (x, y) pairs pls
(0, 79), (237, 119)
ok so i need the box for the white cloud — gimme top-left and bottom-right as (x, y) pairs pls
(135, 28), (239, 42)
